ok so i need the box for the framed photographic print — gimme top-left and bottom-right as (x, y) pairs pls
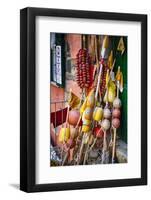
(20, 7), (147, 192)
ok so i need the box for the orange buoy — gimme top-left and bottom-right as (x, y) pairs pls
(68, 110), (80, 126)
(83, 107), (93, 120)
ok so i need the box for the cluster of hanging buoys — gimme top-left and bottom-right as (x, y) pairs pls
(112, 66), (122, 129)
(112, 98), (121, 129)
(56, 35), (125, 166)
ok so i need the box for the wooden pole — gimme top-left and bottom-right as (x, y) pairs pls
(95, 63), (103, 100)
(77, 134), (85, 165)
(101, 131), (107, 164)
(112, 127), (117, 163)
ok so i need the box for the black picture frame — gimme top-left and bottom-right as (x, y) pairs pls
(20, 7), (147, 192)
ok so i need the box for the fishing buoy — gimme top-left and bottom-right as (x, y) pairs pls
(82, 124), (91, 133)
(112, 108), (121, 118)
(82, 119), (91, 126)
(105, 80), (116, 103)
(101, 119), (110, 131)
(58, 128), (70, 143)
(112, 118), (120, 128)
(103, 108), (111, 119)
(84, 107), (93, 120)
(94, 127), (104, 138)
(113, 97), (121, 108)
(108, 87), (116, 103)
(93, 107), (103, 121)
(68, 110), (80, 126)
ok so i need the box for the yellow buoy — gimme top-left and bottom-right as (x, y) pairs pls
(58, 128), (70, 143)
(82, 125), (91, 133)
(108, 80), (116, 103)
(82, 119), (91, 126)
(93, 107), (103, 121)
